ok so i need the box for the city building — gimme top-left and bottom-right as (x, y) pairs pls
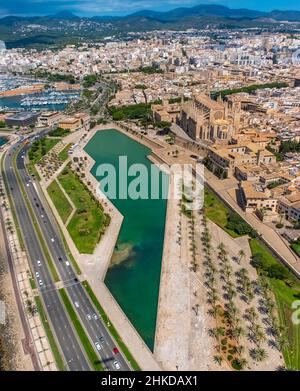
(177, 94), (241, 142)
(5, 111), (39, 127)
(206, 142), (276, 178)
(151, 100), (181, 123)
(278, 191), (300, 223)
(58, 112), (90, 132)
(239, 181), (278, 215)
(37, 111), (64, 128)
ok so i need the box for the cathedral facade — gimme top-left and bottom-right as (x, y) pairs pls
(177, 94), (241, 142)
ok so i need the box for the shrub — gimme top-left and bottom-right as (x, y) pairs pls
(251, 253), (290, 281)
(48, 127), (70, 137)
(231, 359), (243, 371)
(221, 338), (227, 346)
(226, 214), (257, 237)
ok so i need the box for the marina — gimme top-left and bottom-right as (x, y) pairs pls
(0, 74), (80, 111)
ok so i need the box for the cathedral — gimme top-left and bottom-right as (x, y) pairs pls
(177, 94), (242, 142)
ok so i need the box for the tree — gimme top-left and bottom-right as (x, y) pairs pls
(238, 249), (245, 264)
(252, 325), (266, 347)
(229, 327), (244, 342)
(250, 348), (268, 362)
(213, 355), (223, 366)
(208, 327), (225, 341)
(277, 332), (289, 351)
(232, 357), (248, 370)
(245, 307), (258, 324)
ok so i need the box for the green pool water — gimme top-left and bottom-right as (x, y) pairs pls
(0, 137), (8, 147)
(84, 129), (169, 350)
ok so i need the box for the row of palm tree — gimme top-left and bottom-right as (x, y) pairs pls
(201, 221), (248, 369)
(236, 268), (254, 304)
(211, 238), (273, 369)
(257, 276), (289, 352)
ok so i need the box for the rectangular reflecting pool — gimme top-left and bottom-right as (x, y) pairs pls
(85, 129), (169, 350)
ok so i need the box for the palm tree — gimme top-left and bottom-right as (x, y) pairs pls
(229, 327), (244, 342)
(226, 287), (237, 301)
(250, 348), (268, 362)
(245, 307), (258, 324)
(213, 355), (223, 366)
(277, 333), (289, 352)
(217, 242), (225, 253)
(235, 345), (245, 356)
(208, 327), (225, 341)
(237, 268), (248, 280)
(264, 297), (276, 315)
(238, 249), (245, 264)
(252, 325), (266, 347)
(224, 264), (233, 279)
(236, 358), (248, 370)
(226, 301), (239, 321)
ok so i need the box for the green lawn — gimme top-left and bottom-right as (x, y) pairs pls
(82, 281), (140, 371)
(59, 288), (104, 371)
(204, 188), (239, 237)
(249, 239), (300, 370)
(249, 239), (280, 269)
(35, 296), (65, 371)
(291, 243), (300, 258)
(47, 180), (73, 224)
(29, 277), (36, 290)
(58, 165), (109, 254)
(58, 143), (72, 162)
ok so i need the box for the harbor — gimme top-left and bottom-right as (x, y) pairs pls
(0, 74), (80, 111)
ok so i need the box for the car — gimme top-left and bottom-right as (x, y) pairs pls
(41, 214), (44, 218)
(51, 238), (55, 242)
(87, 314), (92, 320)
(37, 260), (41, 266)
(74, 301), (79, 308)
(74, 278), (78, 283)
(93, 313), (98, 320)
(95, 342), (101, 351)
(99, 336), (105, 344)
(58, 257), (63, 262)
(113, 361), (121, 370)
(113, 347), (119, 354)
(36, 203), (39, 207)
(26, 183), (29, 187)
(39, 280), (43, 286)
(65, 261), (70, 267)
(35, 272), (40, 278)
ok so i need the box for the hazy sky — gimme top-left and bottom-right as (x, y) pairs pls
(0, 0), (300, 17)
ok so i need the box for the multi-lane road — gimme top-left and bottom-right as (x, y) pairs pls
(3, 136), (131, 372)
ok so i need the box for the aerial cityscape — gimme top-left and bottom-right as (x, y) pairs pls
(0, 0), (300, 379)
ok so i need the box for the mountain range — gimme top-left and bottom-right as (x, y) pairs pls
(1, 4), (300, 48)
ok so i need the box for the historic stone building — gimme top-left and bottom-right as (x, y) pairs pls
(177, 94), (241, 142)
